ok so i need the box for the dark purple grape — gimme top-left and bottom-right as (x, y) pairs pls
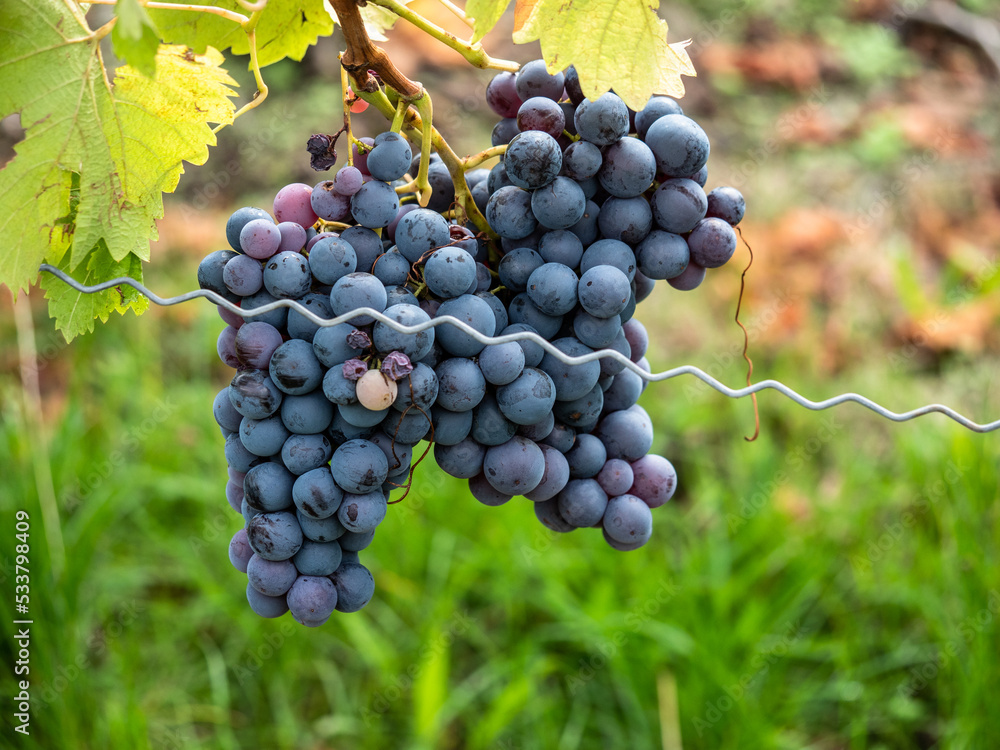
(517, 96), (566, 137)
(486, 71), (523, 118)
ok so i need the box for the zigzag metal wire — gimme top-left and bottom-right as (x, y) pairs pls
(39, 263), (1000, 433)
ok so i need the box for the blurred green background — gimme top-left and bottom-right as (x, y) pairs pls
(2, 0), (1000, 747)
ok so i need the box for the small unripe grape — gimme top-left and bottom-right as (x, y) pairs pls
(356, 370), (398, 411)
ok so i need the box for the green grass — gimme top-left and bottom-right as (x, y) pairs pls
(1, 293), (998, 750)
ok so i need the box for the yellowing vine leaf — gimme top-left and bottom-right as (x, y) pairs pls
(0, 0), (237, 340)
(512, 0), (696, 110)
(149, 0), (334, 67)
(466, 0), (511, 43)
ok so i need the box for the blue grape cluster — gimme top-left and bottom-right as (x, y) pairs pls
(202, 61), (744, 624)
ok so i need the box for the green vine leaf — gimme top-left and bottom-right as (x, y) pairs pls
(41, 246), (149, 339)
(149, 0), (335, 67)
(466, 0), (511, 43)
(112, 0), (161, 78)
(0, 0), (237, 340)
(512, 0), (696, 110)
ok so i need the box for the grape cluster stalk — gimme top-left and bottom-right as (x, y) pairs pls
(200, 60), (746, 626)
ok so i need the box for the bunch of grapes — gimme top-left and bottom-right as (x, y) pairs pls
(199, 59), (745, 627)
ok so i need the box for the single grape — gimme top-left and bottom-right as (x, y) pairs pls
(240, 415), (291, 457)
(292, 467), (343, 519)
(287, 575), (338, 627)
(523, 444), (570, 502)
(273, 183), (319, 230)
(635, 229), (689, 280)
(280, 433), (334, 475)
(635, 96), (683, 139)
(228, 369), (283, 420)
(599, 137), (657, 198)
(602, 494), (653, 548)
(486, 71), (524, 118)
(280, 390), (335, 434)
(229, 529), (253, 573)
(667, 260), (705, 291)
(234, 321), (283, 369)
(629, 454), (677, 508)
(504, 131), (562, 190)
(706, 186), (746, 226)
(517, 96), (565, 137)
(329, 562), (375, 613)
(246, 511), (303, 561)
(424, 247), (477, 299)
(561, 140), (603, 180)
(565, 433), (607, 478)
(247, 554), (298, 597)
(495, 367), (557, 426)
(531, 176), (586, 230)
(263, 251), (312, 299)
(577, 265), (631, 319)
(434, 357), (487, 413)
(293, 539), (343, 576)
(596, 196), (653, 245)
(650, 178), (707, 235)
(246, 582), (288, 618)
(492, 118), (521, 147)
(574, 93), (629, 146)
(351, 180), (400, 229)
(308, 236), (357, 285)
(329, 273), (387, 326)
(311, 180), (352, 222)
(356, 370), (398, 411)
(435, 294), (496, 357)
(370, 304), (433, 361)
(217, 326), (240, 368)
(515, 59), (565, 101)
(367, 131), (413, 182)
(482, 436), (545, 495)
(644, 114), (710, 177)
(687, 217), (737, 269)
(556, 478), (608, 527)
(331, 439), (389, 494)
(337, 491), (388, 533)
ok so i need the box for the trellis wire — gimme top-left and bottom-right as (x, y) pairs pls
(39, 263), (1000, 433)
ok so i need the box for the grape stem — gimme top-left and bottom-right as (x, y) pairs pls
(366, 0), (518, 71)
(340, 61), (355, 166)
(462, 145), (506, 170)
(330, 0), (422, 97)
(390, 97), (408, 134)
